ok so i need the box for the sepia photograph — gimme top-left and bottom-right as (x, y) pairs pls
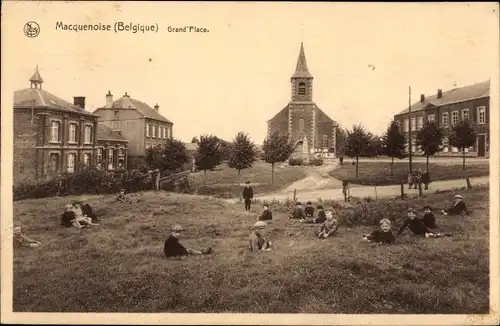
(1, 1), (499, 325)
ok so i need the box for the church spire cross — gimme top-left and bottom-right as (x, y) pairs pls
(29, 65), (44, 89)
(292, 43), (313, 78)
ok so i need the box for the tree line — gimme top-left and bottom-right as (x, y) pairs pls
(145, 118), (477, 184)
(340, 119), (477, 178)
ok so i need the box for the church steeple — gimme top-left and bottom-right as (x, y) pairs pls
(29, 65), (44, 89)
(292, 43), (313, 79)
(291, 43), (313, 101)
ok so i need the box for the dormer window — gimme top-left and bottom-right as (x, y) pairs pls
(298, 82), (306, 95)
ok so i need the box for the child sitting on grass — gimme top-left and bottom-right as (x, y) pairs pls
(164, 225), (212, 258)
(116, 189), (140, 204)
(300, 205), (327, 224)
(304, 201), (315, 218)
(249, 222), (272, 252)
(315, 210), (339, 239)
(258, 204), (273, 221)
(397, 208), (451, 238)
(422, 205), (437, 229)
(289, 202), (306, 220)
(13, 226), (41, 248)
(363, 218), (395, 244)
(61, 203), (99, 229)
(441, 194), (469, 216)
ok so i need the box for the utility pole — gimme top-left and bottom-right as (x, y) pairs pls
(408, 86), (413, 173)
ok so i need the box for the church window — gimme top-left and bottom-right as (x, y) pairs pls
(298, 82), (306, 95)
(322, 134), (328, 148)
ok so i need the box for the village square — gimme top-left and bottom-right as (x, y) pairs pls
(6, 2), (495, 318)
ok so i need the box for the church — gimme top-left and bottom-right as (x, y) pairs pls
(266, 43), (339, 161)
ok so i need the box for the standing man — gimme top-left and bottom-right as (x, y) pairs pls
(242, 181), (254, 211)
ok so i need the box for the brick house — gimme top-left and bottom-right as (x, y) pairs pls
(267, 43), (339, 160)
(13, 66), (129, 184)
(93, 91), (174, 167)
(393, 80), (490, 157)
(96, 124), (129, 171)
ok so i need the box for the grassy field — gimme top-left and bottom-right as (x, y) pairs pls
(13, 186), (489, 313)
(329, 161), (490, 186)
(190, 160), (307, 198)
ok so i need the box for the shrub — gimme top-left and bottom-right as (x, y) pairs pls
(309, 158), (324, 166)
(288, 158), (304, 166)
(13, 167), (155, 201)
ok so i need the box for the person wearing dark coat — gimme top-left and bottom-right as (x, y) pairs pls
(74, 199), (99, 223)
(363, 218), (395, 244)
(242, 181), (254, 211)
(289, 202), (306, 219)
(421, 170), (431, 190)
(398, 208), (451, 238)
(301, 205), (327, 224)
(422, 205), (437, 229)
(304, 201), (315, 218)
(258, 204), (273, 221)
(441, 195), (469, 216)
(164, 225), (212, 258)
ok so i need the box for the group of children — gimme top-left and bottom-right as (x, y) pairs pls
(408, 168), (431, 190)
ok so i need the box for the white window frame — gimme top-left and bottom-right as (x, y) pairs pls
(442, 136), (449, 152)
(477, 106), (486, 124)
(67, 152), (76, 173)
(152, 125), (156, 138)
(83, 153), (91, 166)
(451, 111), (459, 126)
(96, 148), (103, 169)
(146, 124), (151, 137)
(49, 152), (60, 173)
(68, 123), (78, 143)
(462, 109), (470, 121)
(442, 113), (449, 128)
(322, 134), (328, 148)
(404, 119), (409, 132)
(84, 125), (92, 144)
(118, 147), (125, 156)
(411, 118), (416, 131)
(428, 114), (435, 123)
(146, 142), (151, 149)
(108, 148), (114, 170)
(417, 116), (423, 130)
(50, 120), (61, 143)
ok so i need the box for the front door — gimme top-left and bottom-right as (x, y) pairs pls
(477, 135), (486, 157)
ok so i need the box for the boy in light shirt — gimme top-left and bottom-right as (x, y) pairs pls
(315, 210), (339, 239)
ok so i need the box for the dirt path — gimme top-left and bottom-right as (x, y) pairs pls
(255, 176), (489, 202)
(281, 163), (343, 192)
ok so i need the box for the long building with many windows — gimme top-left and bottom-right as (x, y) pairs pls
(393, 80), (490, 157)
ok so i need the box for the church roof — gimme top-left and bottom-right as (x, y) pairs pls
(292, 43), (313, 78)
(395, 80), (490, 116)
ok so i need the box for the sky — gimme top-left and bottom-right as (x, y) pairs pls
(3, 2), (498, 144)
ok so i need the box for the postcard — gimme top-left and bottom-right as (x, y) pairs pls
(1, 1), (499, 325)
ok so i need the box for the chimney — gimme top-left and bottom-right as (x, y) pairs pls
(105, 90), (113, 108)
(122, 92), (131, 108)
(420, 94), (425, 103)
(154, 103), (159, 112)
(437, 89), (443, 99)
(73, 96), (86, 109)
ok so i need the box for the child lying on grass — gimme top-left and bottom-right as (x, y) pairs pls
(164, 225), (212, 258)
(363, 218), (395, 244)
(315, 211), (339, 239)
(13, 226), (41, 248)
(116, 189), (140, 204)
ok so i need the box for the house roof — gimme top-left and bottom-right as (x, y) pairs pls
(14, 88), (96, 116)
(396, 80), (490, 116)
(96, 124), (128, 142)
(108, 94), (173, 123)
(14, 66), (96, 117)
(292, 43), (313, 79)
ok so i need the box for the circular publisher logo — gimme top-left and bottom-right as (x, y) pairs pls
(24, 21), (40, 38)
